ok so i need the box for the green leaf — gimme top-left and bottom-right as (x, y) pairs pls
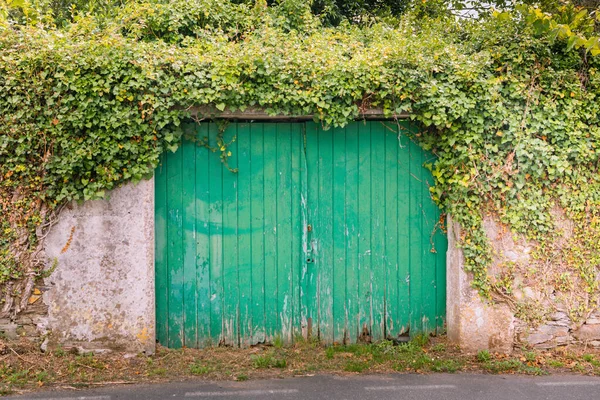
(566, 35), (579, 51)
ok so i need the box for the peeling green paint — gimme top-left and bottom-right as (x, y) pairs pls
(155, 121), (446, 348)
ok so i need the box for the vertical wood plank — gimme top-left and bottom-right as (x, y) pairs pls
(384, 123), (399, 338)
(222, 124), (239, 345)
(208, 123), (224, 345)
(332, 126), (347, 344)
(344, 123), (360, 343)
(276, 123), (294, 343)
(155, 151), (168, 346)
(420, 142), (437, 334)
(166, 136), (184, 348)
(291, 124), (303, 342)
(182, 134), (198, 348)
(250, 124), (266, 344)
(263, 124), (278, 342)
(435, 215), (448, 334)
(304, 122), (319, 339)
(397, 126), (411, 335)
(357, 123), (372, 340)
(237, 124), (253, 346)
(409, 138), (424, 335)
(370, 123), (386, 341)
(317, 125), (334, 342)
(195, 123), (211, 347)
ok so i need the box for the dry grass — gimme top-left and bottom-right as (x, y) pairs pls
(2, 335), (600, 397)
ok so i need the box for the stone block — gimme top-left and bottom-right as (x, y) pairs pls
(555, 335), (570, 344)
(547, 320), (570, 327)
(572, 324), (600, 342)
(527, 333), (553, 345)
(550, 311), (569, 321)
(526, 324), (570, 347)
(0, 323), (18, 340)
(538, 325), (569, 337)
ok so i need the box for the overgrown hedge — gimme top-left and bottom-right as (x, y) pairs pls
(1, 1), (600, 322)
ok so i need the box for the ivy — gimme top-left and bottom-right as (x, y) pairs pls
(1, 0), (600, 324)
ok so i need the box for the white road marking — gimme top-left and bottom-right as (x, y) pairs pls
(185, 389), (299, 397)
(37, 397), (111, 400)
(365, 384), (457, 390)
(536, 381), (600, 387)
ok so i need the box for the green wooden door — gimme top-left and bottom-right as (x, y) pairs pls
(155, 121), (446, 348)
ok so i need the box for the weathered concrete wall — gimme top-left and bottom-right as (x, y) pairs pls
(40, 179), (155, 354)
(446, 216), (515, 353)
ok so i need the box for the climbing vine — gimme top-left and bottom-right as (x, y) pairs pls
(1, 0), (600, 325)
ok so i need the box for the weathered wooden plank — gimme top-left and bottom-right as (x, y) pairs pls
(304, 122), (319, 339)
(332, 126), (347, 344)
(370, 123), (386, 341)
(208, 123), (224, 345)
(166, 135), (184, 348)
(236, 124), (253, 346)
(436, 215), (448, 334)
(263, 124), (278, 342)
(357, 123), (373, 341)
(384, 123), (399, 338)
(316, 126), (334, 342)
(344, 123), (360, 343)
(155, 151), (168, 346)
(276, 123), (294, 344)
(291, 124), (303, 342)
(222, 124), (240, 345)
(182, 133), (198, 348)
(195, 123), (212, 347)
(397, 127), (411, 335)
(409, 138), (424, 335)
(249, 124), (266, 344)
(420, 141), (437, 335)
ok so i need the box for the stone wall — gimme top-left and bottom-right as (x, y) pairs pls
(448, 211), (600, 352)
(0, 297), (48, 342)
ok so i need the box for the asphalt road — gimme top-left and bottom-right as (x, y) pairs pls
(7, 373), (600, 400)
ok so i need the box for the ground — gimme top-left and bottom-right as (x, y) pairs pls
(2, 335), (600, 397)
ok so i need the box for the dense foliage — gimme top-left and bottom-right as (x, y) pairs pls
(1, 0), (600, 322)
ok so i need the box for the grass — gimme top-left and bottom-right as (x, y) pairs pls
(4, 335), (600, 396)
(430, 359), (461, 373)
(482, 359), (522, 373)
(477, 350), (491, 362)
(189, 361), (211, 375)
(251, 354), (273, 369)
(344, 360), (368, 372)
(250, 353), (287, 369)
